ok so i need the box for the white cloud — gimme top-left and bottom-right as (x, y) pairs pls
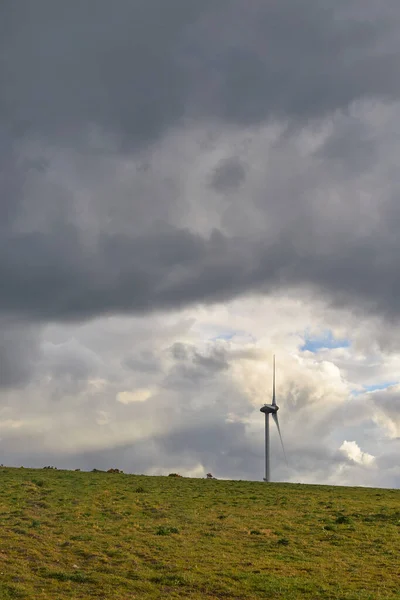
(0, 419), (24, 431)
(340, 440), (375, 466)
(116, 388), (156, 405)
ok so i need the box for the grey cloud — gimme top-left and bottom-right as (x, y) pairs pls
(193, 351), (229, 373)
(315, 118), (377, 174)
(123, 350), (161, 375)
(210, 158), (247, 193)
(376, 447), (400, 489)
(0, 420), (372, 485)
(158, 421), (265, 480)
(169, 342), (229, 372)
(165, 345), (236, 394)
(170, 343), (190, 362)
(370, 387), (400, 433)
(0, 424), (254, 479)
(41, 339), (103, 398)
(0, 319), (41, 389)
(165, 342), (263, 397)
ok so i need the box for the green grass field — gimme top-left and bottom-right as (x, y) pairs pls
(0, 467), (398, 599)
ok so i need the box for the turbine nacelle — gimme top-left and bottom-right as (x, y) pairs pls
(260, 403), (279, 414)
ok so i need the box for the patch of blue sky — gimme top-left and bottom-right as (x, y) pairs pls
(213, 331), (236, 341)
(351, 381), (398, 396)
(363, 381), (397, 393)
(210, 330), (255, 343)
(301, 329), (351, 353)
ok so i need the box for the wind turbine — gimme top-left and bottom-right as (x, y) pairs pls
(260, 355), (287, 482)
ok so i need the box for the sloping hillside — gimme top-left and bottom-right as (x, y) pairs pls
(0, 467), (398, 599)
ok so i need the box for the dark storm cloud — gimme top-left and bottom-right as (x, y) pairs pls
(0, 227), (279, 320)
(182, 0), (400, 125)
(1, 221), (400, 322)
(0, 0), (209, 148)
(1, 0), (399, 147)
(1, 0), (400, 324)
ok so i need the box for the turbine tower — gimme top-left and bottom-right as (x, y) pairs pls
(260, 355), (286, 482)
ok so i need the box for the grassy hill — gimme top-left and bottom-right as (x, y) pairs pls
(0, 467), (399, 599)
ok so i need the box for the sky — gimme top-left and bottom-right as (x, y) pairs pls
(1, 0), (399, 487)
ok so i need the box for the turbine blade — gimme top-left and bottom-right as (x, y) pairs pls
(272, 412), (287, 465)
(272, 354), (276, 406)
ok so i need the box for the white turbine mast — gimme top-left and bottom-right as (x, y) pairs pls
(260, 355), (287, 482)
